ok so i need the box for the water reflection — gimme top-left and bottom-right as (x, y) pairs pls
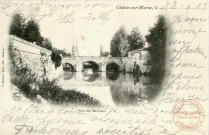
(63, 72), (75, 80)
(83, 72), (99, 82)
(109, 74), (160, 106)
(133, 74), (140, 85)
(60, 71), (161, 106)
(106, 72), (120, 81)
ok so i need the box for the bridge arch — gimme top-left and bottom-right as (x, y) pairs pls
(106, 62), (120, 72)
(62, 63), (76, 72)
(82, 61), (100, 72)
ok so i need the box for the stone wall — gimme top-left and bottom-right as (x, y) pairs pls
(9, 35), (61, 79)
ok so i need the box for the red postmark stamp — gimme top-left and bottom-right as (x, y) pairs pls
(172, 99), (205, 131)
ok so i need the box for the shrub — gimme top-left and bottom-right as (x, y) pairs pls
(51, 52), (62, 69)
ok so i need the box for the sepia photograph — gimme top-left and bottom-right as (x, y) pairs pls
(0, 1), (208, 135)
(8, 7), (167, 107)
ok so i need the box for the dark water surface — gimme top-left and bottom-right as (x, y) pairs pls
(59, 71), (162, 106)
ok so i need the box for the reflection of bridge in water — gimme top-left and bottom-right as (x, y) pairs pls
(61, 71), (151, 87)
(60, 72), (161, 106)
(60, 57), (160, 106)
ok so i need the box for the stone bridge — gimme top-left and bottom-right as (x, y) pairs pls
(62, 56), (125, 72)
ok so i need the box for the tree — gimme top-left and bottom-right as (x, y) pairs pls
(128, 27), (144, 51)
(103, 51), (110, 57)
(42, 38), (53, 51)
(24, 20), (43, 45)
(145, 15), (167, 75)
(110, 25), (129, 58)
(9, 13), (25, 38)
(52, 48), (71, 57)
(51, 52), (62, 69)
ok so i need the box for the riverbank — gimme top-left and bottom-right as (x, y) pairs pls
(9, 45), (101, 107)
(11, 72), (101, 106)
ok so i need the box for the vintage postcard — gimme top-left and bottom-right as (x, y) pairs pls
(0, 0), (208, 135)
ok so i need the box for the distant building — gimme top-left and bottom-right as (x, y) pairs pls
(127, 48), (151, 73)
(100, 45), (103, 57)
(72, 40), (79, 57)
(128, 48), (150, 61)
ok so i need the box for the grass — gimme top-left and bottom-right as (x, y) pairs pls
(38, 78), (100, 106)
(9, 44), (101, 106)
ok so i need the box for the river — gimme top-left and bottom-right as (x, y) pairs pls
(59, 71), (162, 107)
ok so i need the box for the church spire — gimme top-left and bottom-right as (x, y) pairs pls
(72, 39), (79, 57)
(100, 44), (103, 57)
(72, 40), (75, 56)
(76, 39), (79, 56)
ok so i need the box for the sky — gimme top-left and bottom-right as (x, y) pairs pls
(19, 2), (162, 56)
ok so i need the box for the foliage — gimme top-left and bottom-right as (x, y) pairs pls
(9, 45), (100, 106)
(102, 51), (110, 57)
(9, 14), (25, 39)
(110, 26), (145, 57)
(24, 20), (43, 45)
(42, 38), (53, 50)
(51, 52), (62, 69)
(39, 78), (100, 106)
(145, 15), (167, 75)
(9, 13), (71, 56)
(9, 43), (39, 100)
(53, 48), (71, 57)
(128, 27), (145, 50)
(110, 26), (129, 57)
